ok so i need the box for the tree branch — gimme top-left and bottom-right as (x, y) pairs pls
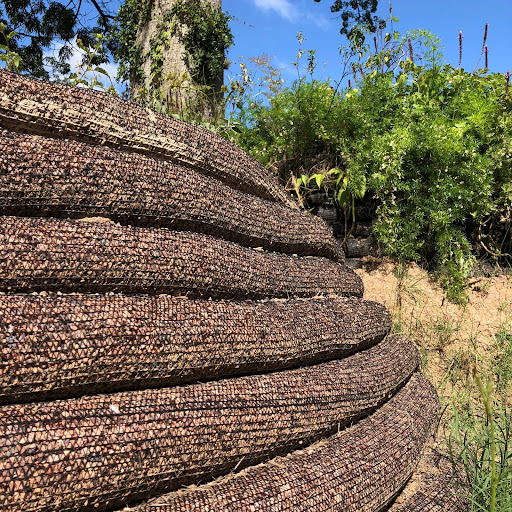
(89, 0), (115, 28)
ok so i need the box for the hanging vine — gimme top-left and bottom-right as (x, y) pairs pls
(110, 0), (153, 85)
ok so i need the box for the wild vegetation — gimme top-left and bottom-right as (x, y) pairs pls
(226, 23), (512, 304)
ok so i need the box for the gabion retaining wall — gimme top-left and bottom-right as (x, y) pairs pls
(389, 450), (469, 512)
(1, 337), (418, 512)
(124, 376), (438, 512)
(0, 70), (467, 512)
(0, 130), (341, 261)
(0, 71), (294, 207)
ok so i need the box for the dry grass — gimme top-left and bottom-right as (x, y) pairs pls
(355, 258), (512, 403)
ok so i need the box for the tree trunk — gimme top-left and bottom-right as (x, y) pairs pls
(133, 0), (223, 114)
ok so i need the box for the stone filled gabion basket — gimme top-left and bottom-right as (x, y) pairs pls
(0, 70), (467, 512)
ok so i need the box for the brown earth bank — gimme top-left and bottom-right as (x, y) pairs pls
(355, 257), (512, 408)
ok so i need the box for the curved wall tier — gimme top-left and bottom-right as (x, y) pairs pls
(0, 295), (390, 403)
(0, 216), (362, 298)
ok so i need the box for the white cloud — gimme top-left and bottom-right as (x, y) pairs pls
(253, 0), (332, 30)
(307, 13), (330, 31)
(254, 0), (299, 23)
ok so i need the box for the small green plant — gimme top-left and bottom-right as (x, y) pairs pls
(445, 348), (475, 386)
(66, 34), (118, 96)
(0, 23), (23, 72)
(430, 317), (461, 352)
(134, 76), (236, 132)
(391, 259), (409, 333)
(449, 368), (512, 512)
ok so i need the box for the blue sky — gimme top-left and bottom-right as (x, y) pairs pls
(24, 0), (510, 90)
(224, 0), (512, 86)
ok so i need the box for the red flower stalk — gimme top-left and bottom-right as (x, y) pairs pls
(408, 39), (414, 63)
(485, 45), (488, 69)
(458, 31), (463, 68)
(474, 23), (489, 72)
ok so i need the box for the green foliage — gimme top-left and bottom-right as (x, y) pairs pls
(230, 35), (338, 180)
(0, 0), (114, 78)
(449, 369), (512, 511)
(66, 34), (118, 96)
(167, 0), (233, 88)
(0, 22), (22, 71)
(134, 76), (236, 132)
(146, 10), (172, 89)
(112, 0), (233, 123)
(344, 66), (511, 301)
(493, 328), (512, 393)
(112, 0), (232, 91)
(231, 24), (512, 300)
(236, 79), (337, 170)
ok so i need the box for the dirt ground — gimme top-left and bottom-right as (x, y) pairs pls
(354, 258), (512, 402)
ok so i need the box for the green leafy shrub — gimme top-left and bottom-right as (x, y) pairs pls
(342, 66), (511, 300)
(231, 27), (512, 301)
(233, 79), (339, 176)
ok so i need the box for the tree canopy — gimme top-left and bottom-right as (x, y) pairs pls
(314, 0), (384, 40)
(0, 0), (115, 78)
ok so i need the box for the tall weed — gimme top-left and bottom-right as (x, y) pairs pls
(449, 370), (512, 511)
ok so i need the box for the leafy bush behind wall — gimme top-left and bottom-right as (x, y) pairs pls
(230, 31), (512, 301)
